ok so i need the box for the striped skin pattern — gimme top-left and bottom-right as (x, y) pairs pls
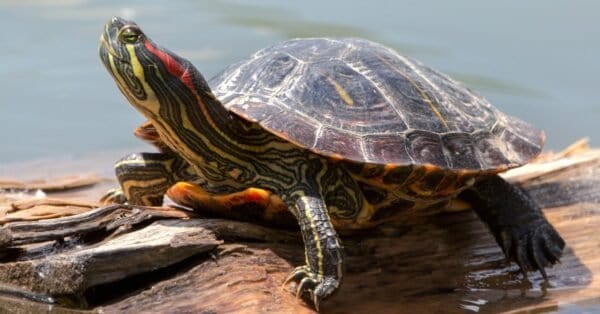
(100, 17), (348, 306)
(99, 17), (565, 309)
(113, 152), (194, 205)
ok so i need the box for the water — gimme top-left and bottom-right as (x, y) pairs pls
(0, 0), (598, 164)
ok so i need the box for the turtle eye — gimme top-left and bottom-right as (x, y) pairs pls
(119, 27), (141, 44)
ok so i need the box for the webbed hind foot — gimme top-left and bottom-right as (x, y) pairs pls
(462, 175), (565, 278)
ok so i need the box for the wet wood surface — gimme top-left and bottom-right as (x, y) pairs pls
(0, 142), (598, 313)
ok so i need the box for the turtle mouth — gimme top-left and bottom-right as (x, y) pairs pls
(99, 35), (122, 62)
(99, 22), (127, 62)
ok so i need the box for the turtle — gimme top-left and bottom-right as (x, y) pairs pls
(99, 17), (565, 309)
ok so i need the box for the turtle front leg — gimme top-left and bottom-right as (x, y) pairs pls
(101, 152), (191, 206)
(462, 175), (565, 277)
(284, 194), (344, 310)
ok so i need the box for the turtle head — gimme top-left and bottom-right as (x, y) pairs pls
(99, 17), (214, 120)
(99, 17), (242, 171)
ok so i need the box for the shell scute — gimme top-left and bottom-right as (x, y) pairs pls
(255, 53), (299, 90)
(260, 109), (319, 147)
(405, 131), (448, 168)
(364, 134), (411, 165)
(441, 133), (481, 169)
(314, 127), (363, 162)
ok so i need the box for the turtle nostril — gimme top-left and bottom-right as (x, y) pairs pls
(111, 17), (119, 23)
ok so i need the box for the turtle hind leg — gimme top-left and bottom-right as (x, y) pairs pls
(461, 175), (565, 278)
(166, 182), (296, 227)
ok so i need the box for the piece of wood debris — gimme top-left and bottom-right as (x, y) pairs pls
(0, 219), (221, 296)
(0, 173), (102, 192)
(0, 198), (98, 224)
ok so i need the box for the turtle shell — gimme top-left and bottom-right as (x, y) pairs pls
(210, 38), (544, 171)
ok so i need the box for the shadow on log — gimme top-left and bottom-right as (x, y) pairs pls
(0, 142), (598, 313)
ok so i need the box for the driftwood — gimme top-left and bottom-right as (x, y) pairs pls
(0, 220), (221, 295)
(0, 142), (598, 313)
(0, 173), (102, 192)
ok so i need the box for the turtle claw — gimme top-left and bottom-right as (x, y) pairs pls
(99, 188), (127, 205)
(296, 277), (316, 299)
(282, 265), (308, 289)
(500, 221), (565, 278)
(283, 265), (339, 311)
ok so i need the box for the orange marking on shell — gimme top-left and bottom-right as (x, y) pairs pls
(379, 163), (397, 181)
(422, 164), (441, 173)
(327, 77), (354, 106)
(329, 153), (345, 163)
(383, 163), (396, 172)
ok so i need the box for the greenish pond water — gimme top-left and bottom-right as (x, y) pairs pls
(1, 0), (599, 163)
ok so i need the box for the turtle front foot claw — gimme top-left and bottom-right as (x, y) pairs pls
(99, 188), (127, 205)
(283, 265), (339, 311)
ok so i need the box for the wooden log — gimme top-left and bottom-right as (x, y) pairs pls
(0, 219), (221, 296)
(0, 204), (196, 247)
(0, 145), (598, 313)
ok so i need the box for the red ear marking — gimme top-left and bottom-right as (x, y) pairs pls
(144, 41), (195, 91)
(180, 69), (194, 92)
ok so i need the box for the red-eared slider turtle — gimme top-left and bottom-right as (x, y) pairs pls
(99, 17), (565, 309)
